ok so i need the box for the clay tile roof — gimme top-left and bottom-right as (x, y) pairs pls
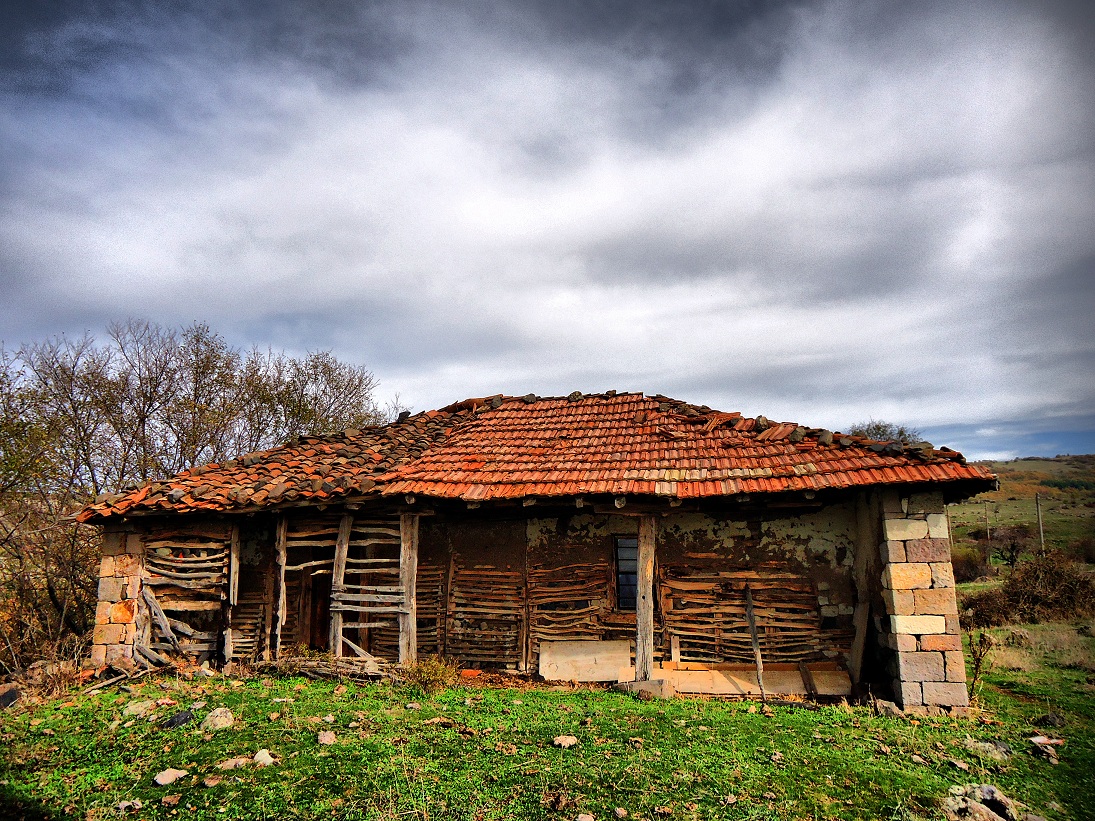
(78, 392), (996, 521)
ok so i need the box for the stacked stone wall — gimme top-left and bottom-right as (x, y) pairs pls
(875, 490), (967, 712)
(89, 528), (144, 667)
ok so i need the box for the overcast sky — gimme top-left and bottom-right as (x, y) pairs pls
(1, 0), (1092, 460)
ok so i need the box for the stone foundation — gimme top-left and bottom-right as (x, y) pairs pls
(88, 527), (144, 667)
(875, 490), (968, 711)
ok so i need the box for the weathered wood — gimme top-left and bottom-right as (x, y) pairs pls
(849, 491), (878, 687)
(135, 642), (172, 667)
(635, 515), (656, 682)
(273, 515), (288, 658)
(744, 584), (766, 701)
(284, 558), (335, 572)
(798, 661), (818, 697)
(398, 513), (419, 664)
(329, 513), (353, 657)
(141, 587), (182, 652)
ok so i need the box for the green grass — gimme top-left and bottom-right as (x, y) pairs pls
(3, 641), (1094, 821)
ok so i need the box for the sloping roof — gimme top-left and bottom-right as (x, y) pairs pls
(78, 392), (995, 522)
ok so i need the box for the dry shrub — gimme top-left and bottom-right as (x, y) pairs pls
(992, 647), (1037, 672)
(963, 552), (1095, 627)
(398, 655), (460, 694)
(1068, 536), (1095, 564)
(952, 547), (992, 583)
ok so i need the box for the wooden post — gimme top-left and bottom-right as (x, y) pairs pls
(744, 584), (766, 701)
(228, 525), (240, 607)
(399, 513), (419, 665)
(635, 515), (656, 681)
(1035, 493), (1045, 555)
(273, 516), (288, 659)
(329, 513), (353, 657)
(849, 492), (877, 687)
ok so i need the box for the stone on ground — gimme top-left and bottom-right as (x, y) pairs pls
(553, 735), (579, 748)
(200, 707), (234, 731)
(152, 768), (188, 786)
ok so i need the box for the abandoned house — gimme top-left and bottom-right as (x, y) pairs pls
(79, 392), (996, 711)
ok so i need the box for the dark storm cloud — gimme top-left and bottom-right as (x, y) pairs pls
(0, 0), (1092, 459)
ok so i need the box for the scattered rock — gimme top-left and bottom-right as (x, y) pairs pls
(1034, 713), (1065, 728)
(203, 774), (223, 787)
(405, 702), (422, 710)
(190, 700), (207, 710)
(160, 710), (194, 729)
(161, 795), (181, 807)
(200, 707), (234, 731)
(123, 700), (155, 718)
(944, 784), (1021, 821)
(0, 687), (20, 709)
(322, 714), (335, 723)
(216, 756), (252, 770)
(553, 735), (579, 749)
(874, 699), (904, 719)
(1003, 629), (1032, 647)
(951, 759), (971, 772)
(1028, 735), (1064, 764)
(577, 814), (595, 821)
(614, 809), (628, 819)
(116, 799), (143, 813)
(318, 730), (337, 745)
(153, 768), (188, 786)
(911, 754), (927, 765)
(963, 736), (1012, 762)
(253, 749), (277, 767)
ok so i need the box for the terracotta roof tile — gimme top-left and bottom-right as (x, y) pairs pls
(78, 392), (995, 521)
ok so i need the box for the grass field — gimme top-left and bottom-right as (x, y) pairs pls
(2, 627), (1093, 821)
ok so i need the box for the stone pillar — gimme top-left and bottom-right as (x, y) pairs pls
(89, 526), (144, 667)
(876, 490), (967, 713)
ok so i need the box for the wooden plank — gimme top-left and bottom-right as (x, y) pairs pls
(273, 515), (288, 659)
(399, 513), (419, 664)
(798, 661), (818, 697)
(849, 491), (877, 687)
(141, 587), (182, 652)
(636, 515), (656, 682)
(539, 640), (631, 682)
(744, 584), (766, 701)
(329, 513), (353, 657)
(229, 524), (240, 608)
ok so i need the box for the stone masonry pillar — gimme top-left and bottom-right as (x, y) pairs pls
(876, 490), (967, 713)
(89, 527), (144, 667)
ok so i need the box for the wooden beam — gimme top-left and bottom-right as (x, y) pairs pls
(228, 525), (240, 606)
(744, 583), (766, 701)
(273, 515), (288, 659)
(141, 587), (182, 652)
(399, 513), (419, 664)
(635, 514), (656, 681)
(849, 491), (878, 687)
(329, 513), (353, 657)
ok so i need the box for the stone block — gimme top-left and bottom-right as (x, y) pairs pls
(883, 589), (914, 615)
(97, 576), (124, 603)
(883, 518), (929, 542)
(894, 633), (917, 652)
(123, 576), (141, 600)
(93, 623), (125, 645)
(897, 651), (945, 682)
(905, 538), (950, 563)
(123, 623), (138, 643)
(891, 615), (947, 635)
(913, 588), (959, 615)
(114, 553), (140, 576)
(95, 601), (112, 625)
(945, 614), (960, 635)
(820, 605), (839, 617)
(926, 513), (949, 539)
(920, 633), (962, 651)
(101, 531), (126, 556)
(99, 556), (115, 577)
(883, 563), (932, 590)
(882, 490), (903, 514)
(89, 644), (107, 667)
(908, 492), (945, 515)
(109, 599), (137, 624)
(944, 651), (967, 683)
(930, 562), (955, 589)
(124, 532), (145, 553)
(893, 679), (923, 707)
(922, 681), (969, 707)
(104, 644), (134, 663)
(881, 540), (906, 563)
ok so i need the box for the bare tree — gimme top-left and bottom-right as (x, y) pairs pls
(846, 419), (924, 443)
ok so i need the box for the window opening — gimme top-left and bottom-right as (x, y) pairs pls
(615, 537), (638, 611)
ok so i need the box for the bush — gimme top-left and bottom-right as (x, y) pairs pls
(962, 552), (1095, 627)
(398, 655), (460, 694)
(952, 547), (992, 583)
(1067, 536), (1095, 564)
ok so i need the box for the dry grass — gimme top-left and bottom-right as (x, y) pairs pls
(993, 647), (1038, 672)
(988, 622), (1095, 674)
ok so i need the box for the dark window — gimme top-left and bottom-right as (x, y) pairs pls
(615, 537), (638, 611)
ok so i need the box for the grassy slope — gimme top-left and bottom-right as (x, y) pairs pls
(3, 642), (1093, 821)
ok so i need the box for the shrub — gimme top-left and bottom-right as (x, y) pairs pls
(1067, 536), (1095, 564)
(962, 552), (1095, 626)
(952, 547), (992, 583)
(398, 655), (460, 694)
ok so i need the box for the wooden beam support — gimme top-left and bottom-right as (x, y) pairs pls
(273, 515), (288, 659)
(399, 513), (419, 665)
(744, 583), (766, 701)
(635, 514), (656, 682)
(228, 525), (240, 606)
(329, 513), (353, 657)
(849, 491), (879, 687)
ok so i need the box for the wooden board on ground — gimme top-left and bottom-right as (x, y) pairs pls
(665, 665), (851, 696)
(539, 639), (632, 682)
